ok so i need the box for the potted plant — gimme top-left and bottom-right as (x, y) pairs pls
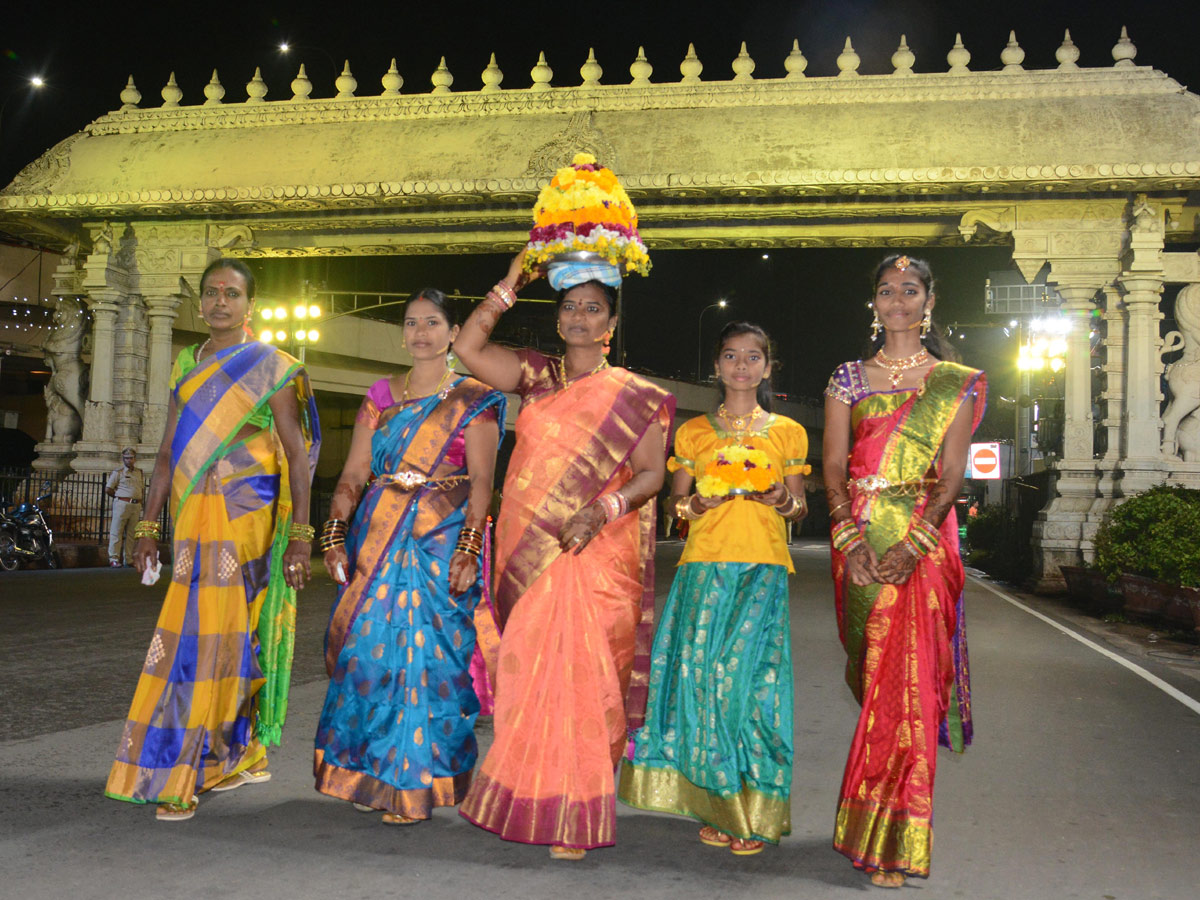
(1093, 485), (1200, 630)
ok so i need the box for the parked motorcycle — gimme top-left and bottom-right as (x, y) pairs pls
(0, 484), (58, 570)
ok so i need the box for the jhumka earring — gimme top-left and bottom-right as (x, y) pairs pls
(920, 308), (932, 338)
(600, 329), (612, 356)
(446, 349), (457, 368)
(870, 307), (882, 341)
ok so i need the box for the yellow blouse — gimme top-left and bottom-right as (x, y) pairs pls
(669, 413), (810, 572)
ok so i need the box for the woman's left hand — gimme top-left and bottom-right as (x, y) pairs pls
(876, 542), (919, 585)
(559, 503), (607, 555)
(282, 539), (312, 590)
(448, 550), (479, 596)
(747, 482), (788, 507)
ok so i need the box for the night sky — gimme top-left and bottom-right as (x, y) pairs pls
(3, 0), (1197, 432)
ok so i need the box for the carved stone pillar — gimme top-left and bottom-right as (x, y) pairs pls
(1031, 284), (1101, 588)
(112, 295), (149, 450)
(1117, 197), (1167, 496)
(1093, 285), (1125, 502)
(71, 224), (133, 475)
(141, 295), (183, 451)
(33, 250), (87, 474)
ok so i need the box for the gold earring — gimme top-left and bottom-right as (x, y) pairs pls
(920, 308), (931, 338)
(870, 307), (882, 340)
(556, 324), (565, 340)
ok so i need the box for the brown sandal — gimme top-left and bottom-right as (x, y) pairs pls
(549, 845), (587, 861)
(381, 812), (421, 826)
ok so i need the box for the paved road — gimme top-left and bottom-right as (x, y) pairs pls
(2, 542), (1197, 899)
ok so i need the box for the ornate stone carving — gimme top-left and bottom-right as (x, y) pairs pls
(524, 111), (615, 175)
(2, 133), (79, 195)
(41, 298), (88, 444)
(1162, 284), (1200, 459)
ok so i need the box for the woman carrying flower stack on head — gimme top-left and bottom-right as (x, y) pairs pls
(313, 289), (505, 826)
(619, 321), (809, 856)
(823, 254), (985, 888)
(456, 153), (673, 860)
(105, 257), (320, 822)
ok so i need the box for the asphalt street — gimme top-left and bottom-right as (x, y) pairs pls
(2, 541), (1198, 900)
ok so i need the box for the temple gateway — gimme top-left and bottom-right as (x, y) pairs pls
(1, 28), (1198, 589)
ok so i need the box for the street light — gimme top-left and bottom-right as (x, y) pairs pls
(696, 299), (729, 382)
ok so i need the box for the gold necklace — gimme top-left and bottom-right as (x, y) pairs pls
(560, 355), (609, 383)
(718, 403), (763, 435)
(402, 367), (452, 402)
(875, 347), (930, 389)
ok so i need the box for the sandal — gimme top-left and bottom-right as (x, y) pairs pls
(381, 812), (421, 826)
(869, 870), (906, 889)
(156, 796), (198, 822)
(209, 768), (272, 793)
(698, 825), (733, 848)
(352, 802), (375, 812)
(549, 846), (587, 861)
(730, 838), (765, 856)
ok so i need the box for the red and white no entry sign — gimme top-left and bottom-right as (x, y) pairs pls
(968, 443), (1001, 479)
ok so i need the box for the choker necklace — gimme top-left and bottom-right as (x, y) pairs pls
(718, 403), (763, 435)
(875, 347), (930, 388)
(403, 367), (453, 402)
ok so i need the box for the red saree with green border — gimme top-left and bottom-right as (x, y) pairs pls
(830, 360), (985, 877)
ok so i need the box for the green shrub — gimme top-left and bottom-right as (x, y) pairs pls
(1093, 485), (1200, 587)
(966, 506), (1033, 585)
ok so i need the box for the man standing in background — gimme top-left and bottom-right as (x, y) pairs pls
(105, 448), (144, 567)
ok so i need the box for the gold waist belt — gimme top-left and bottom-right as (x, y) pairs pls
(849, 475), (937, 496)
(373, 472), (469, 491)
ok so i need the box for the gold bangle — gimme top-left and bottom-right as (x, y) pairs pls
(288, 523), (316, 542)
(829, 499), (852, 516)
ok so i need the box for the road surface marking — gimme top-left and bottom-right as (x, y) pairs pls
(971, 576), (1200, 717)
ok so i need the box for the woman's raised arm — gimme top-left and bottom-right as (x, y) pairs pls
(452, 254), (530, 393)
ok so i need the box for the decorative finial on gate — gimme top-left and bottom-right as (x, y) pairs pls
(431, 57), (454, 94)
(291, 65), (312, 101)
(580, 48), (602, 86)
(204, 70), (225, 105)
(783, 40), (807, 80)
(161, 72), (183, 108)
(1112, 26), (1137, 68)
(891, 35), (915, 76)
(335, 61), (357, 98)
(245, 67), (268, 103)
(531, 51), (553, 90)
(946, 33), (971, 74)
(629, 47), (653, 86)
(120, 75), (141, 111)
(680, 43), (703, 83)
(481, 54), (503, 92)
(382, 59), (404, 96)
(1056, 29), (1080, 71)
(1001, 31), (1025, 71)
(731, 42), (755, 82)
(836, 37), (860, 77)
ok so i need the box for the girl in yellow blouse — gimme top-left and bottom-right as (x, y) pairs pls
(619, 322), (808, 855)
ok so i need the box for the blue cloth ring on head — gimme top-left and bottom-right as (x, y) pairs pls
(546, 260), (622, 291)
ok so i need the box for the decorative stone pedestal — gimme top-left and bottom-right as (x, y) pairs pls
(31, 443), (77, 476)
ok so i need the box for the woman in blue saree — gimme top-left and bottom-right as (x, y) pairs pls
(106, 257), (320, 822)
(314, 290), (505, 825)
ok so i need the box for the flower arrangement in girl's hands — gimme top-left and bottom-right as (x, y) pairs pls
(695, 445), (776, 497)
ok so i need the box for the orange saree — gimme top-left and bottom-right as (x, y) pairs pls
(459, 350), (673, 849)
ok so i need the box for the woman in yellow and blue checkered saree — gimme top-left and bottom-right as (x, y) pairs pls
(106, 259), (319, 821)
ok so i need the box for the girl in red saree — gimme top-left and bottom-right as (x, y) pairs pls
(823, 254), (985, 887)
(454, 253), (673, 860)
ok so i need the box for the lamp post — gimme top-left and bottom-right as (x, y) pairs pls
(696, 299), (728, 382)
